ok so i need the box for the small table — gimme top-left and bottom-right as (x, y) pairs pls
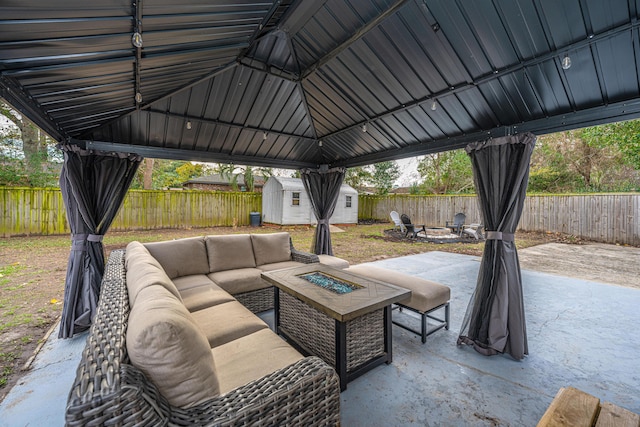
(262, 264), (410, 391)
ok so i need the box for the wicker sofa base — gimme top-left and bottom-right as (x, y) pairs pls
(66, 249), (341, 426)
(234, 287), (274, 313)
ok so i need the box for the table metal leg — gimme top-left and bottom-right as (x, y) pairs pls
(384, 305), (392, 364)
(274, 287), (281, 334)
(335, 320), (347, 391)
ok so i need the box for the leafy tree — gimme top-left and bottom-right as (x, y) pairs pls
(344, 166), (371, 192)
(416, 150), (474, 194)
(370, 161), (400, 195)
(131, 159), (208, 189)
(531, 127), (640, 192)
(243, 166), (255, 192)
(527, 166), (579, 193)
(580, 119), (640, 171)
(215, 163), (273, 192)
(408, 182), (421, 195)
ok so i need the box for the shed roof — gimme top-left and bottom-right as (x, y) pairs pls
(2, 1), (640, 169)
(267, 176), (357, 194)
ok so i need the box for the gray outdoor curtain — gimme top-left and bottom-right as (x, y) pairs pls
(457, 133), (536, 360)
(300, 166), (346, 255)
(58, 144), (141, 338)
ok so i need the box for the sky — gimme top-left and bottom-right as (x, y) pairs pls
(395, 157), (421, 187)
(269, 156), (422, 187)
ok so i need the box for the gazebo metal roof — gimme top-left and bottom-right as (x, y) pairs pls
(2, 0), (640, 169)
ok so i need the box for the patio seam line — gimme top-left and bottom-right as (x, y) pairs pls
(22, 319), (60, 371)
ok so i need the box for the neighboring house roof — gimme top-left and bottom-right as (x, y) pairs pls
(184, 174), (266, 187)
(390, 187), (411, 194)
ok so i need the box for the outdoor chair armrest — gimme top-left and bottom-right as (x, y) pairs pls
(291, 248), (320, 263)
(410, 224), (426, 238)
(290, 238), (320, 263)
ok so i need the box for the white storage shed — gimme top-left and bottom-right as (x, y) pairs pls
(261, 177), (358, 225)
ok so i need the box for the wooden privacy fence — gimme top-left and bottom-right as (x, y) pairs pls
(0, 187), (261, 237)
(359, 194), (482, 229)
(359, 193), (639, 246)
(2, 187), (638, 245)
(521, 194), (639, 246)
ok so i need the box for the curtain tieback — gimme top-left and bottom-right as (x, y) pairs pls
(72, 234), (104, 242)
(317, 219), (329, 226)
(485, 231), (515, 242)
(71, 234), (104, 249)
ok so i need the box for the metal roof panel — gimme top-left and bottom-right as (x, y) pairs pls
(3, 0), (640, 169)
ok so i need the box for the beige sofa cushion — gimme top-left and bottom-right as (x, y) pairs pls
(257, 261), (304, 272)
(251, 232), (291, 266)
(127, 285), (220, 408)
(173, 274), (216, 292)
(125, 240), (163, 270)
(144, 237), (209, 279)
(213, 329), (303, 395)
(125, 241), (182, 305)
(191, 300), (268, 347)
(205, 234), (256, 273)
(180, 284), (235, 312)
(207, 268), (267, 295)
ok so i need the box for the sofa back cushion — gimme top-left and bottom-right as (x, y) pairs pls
(205, 234), (256, 273)
(125, 241), (182, 305)
(144, 237), (209, 279)
(251, 232), (291, 266)
(127, 285), (220, 408)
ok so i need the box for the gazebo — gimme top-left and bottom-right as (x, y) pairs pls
(2, 0), (639, 360)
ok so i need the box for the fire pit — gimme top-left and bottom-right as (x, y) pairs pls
(422, 227), (454, 236)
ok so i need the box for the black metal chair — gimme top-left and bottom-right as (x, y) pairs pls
(400, 213), (426, 238)
(445, 212), (466, 236)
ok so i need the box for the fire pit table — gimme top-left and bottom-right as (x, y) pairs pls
(262, 264), (410, 391)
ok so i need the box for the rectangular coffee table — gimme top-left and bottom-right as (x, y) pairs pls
(261, 264), (410, 391)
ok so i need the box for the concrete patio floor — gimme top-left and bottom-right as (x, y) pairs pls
(1, 244), (639, 426)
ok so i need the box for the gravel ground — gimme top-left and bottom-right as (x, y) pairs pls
(518, 242), (640, 289)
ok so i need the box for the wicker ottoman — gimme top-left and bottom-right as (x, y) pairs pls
(317, 254), (350, 269)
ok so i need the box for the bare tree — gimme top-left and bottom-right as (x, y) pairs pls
(1, 102), (49, 172)
(143, 158), (154, 189)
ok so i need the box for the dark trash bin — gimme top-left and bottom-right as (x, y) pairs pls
(250, 212), (261, 227)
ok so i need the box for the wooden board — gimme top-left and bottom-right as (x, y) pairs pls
(537, 387), (600, 427)
(595, 402), (640, 427)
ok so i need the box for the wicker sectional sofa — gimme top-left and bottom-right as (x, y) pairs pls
(66, 232), (341, 426)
